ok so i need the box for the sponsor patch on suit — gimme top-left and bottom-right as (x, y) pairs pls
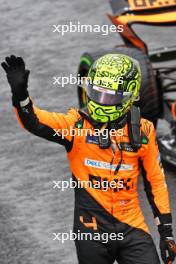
(86, 134), (99, 145)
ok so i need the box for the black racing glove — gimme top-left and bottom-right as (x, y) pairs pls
(158, 224), (176, 264)
(1, 55), (30, 101)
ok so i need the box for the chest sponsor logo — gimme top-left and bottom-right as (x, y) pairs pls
(84, 159), (133, 171)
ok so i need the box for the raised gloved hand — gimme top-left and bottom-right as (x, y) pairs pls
(1, 55), (30, 101)
(158, 224), (176, 264)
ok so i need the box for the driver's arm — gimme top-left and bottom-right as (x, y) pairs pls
(1, 55), (80, 151)
(140, 120), (176, 263)
(13, 97), (80, 151)
(140, 120), (171, 225)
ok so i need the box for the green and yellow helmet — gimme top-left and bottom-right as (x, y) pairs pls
(86, 53), (141, 123)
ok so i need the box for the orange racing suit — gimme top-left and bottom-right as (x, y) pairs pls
(13, 98), (171, 264)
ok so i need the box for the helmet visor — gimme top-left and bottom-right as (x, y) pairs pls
(87, 84), (132, 106)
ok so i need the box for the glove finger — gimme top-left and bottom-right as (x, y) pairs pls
(168, 249), (175, 261)
(161, 254), (167, 263)
(1, 62), (10, 73)
(5, 56), (12, 66)
(160, 249), (167, 264)
(16, 57), (25, 70)
(10, 55), (18, 67)
(5, 55), (17, 68)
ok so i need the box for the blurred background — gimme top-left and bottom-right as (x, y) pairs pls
(0, 0), (176, 263)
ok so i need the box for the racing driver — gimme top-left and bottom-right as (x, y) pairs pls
(1, 54), (176, 264)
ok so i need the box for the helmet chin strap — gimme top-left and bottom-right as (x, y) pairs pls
(108, 114), (127, 130)
(100, 122), (108, 131)
(79, 107), (128, 151)
(79, 106), (127, 129)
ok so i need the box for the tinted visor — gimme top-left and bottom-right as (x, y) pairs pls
(87, 84), (132, 106)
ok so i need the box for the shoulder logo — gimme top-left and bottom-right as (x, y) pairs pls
(141, 131), (149, 144)
(86, 134), (99, 145)
(75, 119), (83, 129)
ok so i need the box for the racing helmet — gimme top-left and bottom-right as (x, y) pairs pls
(86, 53), (141, 123)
